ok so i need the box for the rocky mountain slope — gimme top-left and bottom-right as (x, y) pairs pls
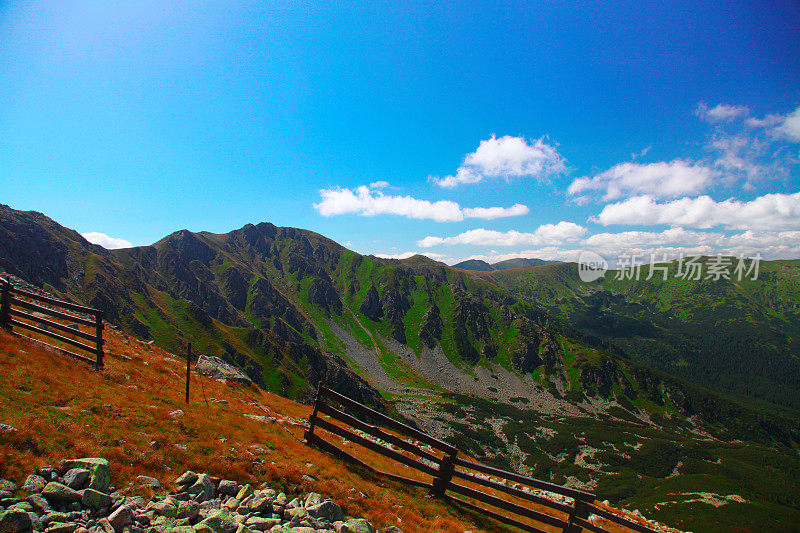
(2, 204), (799, 532)
(0, 327), (512, 533)
(477, 260), (800, 412)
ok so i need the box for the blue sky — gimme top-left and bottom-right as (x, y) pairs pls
(2, 0), (799, 264)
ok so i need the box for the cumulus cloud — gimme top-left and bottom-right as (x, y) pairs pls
(443, 228), (800, 266)
(374, 251), (446, 260)
(583, 227), (725, 248)
(745, 114), (783, 128)
(581, 228), (800, 266)
(696, 103), (750, 122)
(462, 204), (530, 219)
(776, 106), (800, 141)
(313, 185), (528, 222)
(417, 221), (587, 248)
(369, 180), (391, 189)
(594, 192), (800, 231)
(82, 232), (133, 249)
(431, 135), (566, 188)
(568, 160), (719, 200)
(708, 134), (773, 182)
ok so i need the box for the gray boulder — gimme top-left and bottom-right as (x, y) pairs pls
(135, 475), (160, 489)
(216, 481), (238, 497)
(41, 483), (81, 504)
(306, 500), (344, 523)
(107, 505), (132, 533)
(187, 474), (214, 503)
(59, 459), (110, 493)
(62, 469), (89, 490)
(195, 508), (239, 533)
(173, 471), (197, 489)
(81, 489), (111, 510)
(26, 495), (50, 514)
(44, 523), (78, 533)
(0, 508), (32, 533)
(21, 475), (47, 494)
(195, 355), (252, 385)
(337, 519), (375, 533)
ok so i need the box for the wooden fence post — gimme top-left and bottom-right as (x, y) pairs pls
(94, 311), (104, 368)
(565, 497), (592, 533)
(0, 279), (10, 330)
(304, 382), (323, 443)
(186, 342), (192, 404)
(431, 450), (457, 497)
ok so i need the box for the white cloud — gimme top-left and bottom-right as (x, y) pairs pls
(431, 135), (566, 188)
(583, 227), (725, 248)
(696, 103), (750, 122)
(417, 221), (587, 247)
(776, 106), (800, 142)
(82, 232), (133, 249)
(594, 192), (800, 231)
(374, 251), (446, 260)
(369, 180), (391, 189)
(462, 203), (530, 219)
(443, 228), (800, 266)
(313, 185), (529, 222)
(708, 134), (771, 181)
(745, 114), (783, 128)
(568, 160), (719, 200)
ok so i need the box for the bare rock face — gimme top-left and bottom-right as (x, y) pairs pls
(195, 355), (252, 385)
(359, 286), (383, 321)
(419, 303), (443, 349)
(308, 276), (342, 314)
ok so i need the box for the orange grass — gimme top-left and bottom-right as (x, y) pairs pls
(0, 327), (516, 533)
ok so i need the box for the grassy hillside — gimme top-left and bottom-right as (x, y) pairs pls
(3, 205), (800, 532)
(0, 328), (500, 533)
(483, 259), (800, 412)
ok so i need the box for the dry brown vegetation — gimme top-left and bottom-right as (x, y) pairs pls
(0, 327), (499, 533)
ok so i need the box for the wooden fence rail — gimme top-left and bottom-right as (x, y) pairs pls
(0, 277), (104, 368)
(305, 384), (661, 533)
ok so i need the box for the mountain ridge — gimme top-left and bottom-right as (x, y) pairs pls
(453, 257), (561, 272)
(3, 203), (800, 531)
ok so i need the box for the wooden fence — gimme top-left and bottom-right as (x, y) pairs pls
(305, 384), (661, 533)
(0, 277), (104, 368)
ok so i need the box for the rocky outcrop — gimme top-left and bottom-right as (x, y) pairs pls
(0, 460), (387, 533)
(359, 286), (383, 321)
(308, 276), (342, 314)
(195, 355), (253, 385)
(452, 291), (493, 364)
(580, 356), (634, 399)
(419, 304), (443, 349)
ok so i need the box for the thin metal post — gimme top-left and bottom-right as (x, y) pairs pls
(94, 311), (104, 368)
(186, 343), (192, 404)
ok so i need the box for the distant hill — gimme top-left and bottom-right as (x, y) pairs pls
(453, 257), (560, 271)
(451, 259), (495, 271)
(492, 257), (560, 270)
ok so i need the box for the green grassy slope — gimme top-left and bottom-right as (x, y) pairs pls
(484, 259), (800, 412)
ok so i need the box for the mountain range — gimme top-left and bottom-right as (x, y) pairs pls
(452, 257), (561, 271)
(2, 203), (799, 532)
